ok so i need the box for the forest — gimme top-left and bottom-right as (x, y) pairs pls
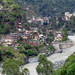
(13, 0), (75, 16)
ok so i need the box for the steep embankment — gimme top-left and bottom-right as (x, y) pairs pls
(23, 36), (75, 75)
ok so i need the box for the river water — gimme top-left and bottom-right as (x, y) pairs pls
(23, 36), (75, 75)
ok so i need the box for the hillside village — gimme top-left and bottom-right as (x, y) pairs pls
(0, 2), (75, 48)
(1, 0), (75, 75)
(0, 10), (75, 47)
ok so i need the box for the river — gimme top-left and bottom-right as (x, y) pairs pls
(23, 36), (75, 75)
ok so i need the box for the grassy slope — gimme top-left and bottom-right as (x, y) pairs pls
(0, 45), (26, 61)
(26, 10), (38, 19)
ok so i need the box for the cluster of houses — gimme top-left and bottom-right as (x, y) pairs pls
(27, 11), (75, 26)
(0, 28), (47, 47)
(27, 16), (49, 25)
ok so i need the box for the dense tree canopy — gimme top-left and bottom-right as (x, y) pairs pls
(52, 54), (75, 75)
(2, 59), (30, 75)
(36, 55), (53, 75)
(13, 0), (75, 16)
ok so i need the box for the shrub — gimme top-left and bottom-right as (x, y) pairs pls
(60, 69), (67, 75)
(24, 44), (32, 50)
(33, 51), (38, 56)
(27, 50), (33, 56)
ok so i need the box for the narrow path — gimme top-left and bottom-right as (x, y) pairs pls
(23, 36), (75, 75)
(59, 24), (65, 32)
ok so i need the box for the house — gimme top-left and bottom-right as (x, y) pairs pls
(15, 44), (22, 47)
(28, 32), (39, 40)
(55, 34), (63, 41)
(39, 34), (44, 39)
(54, 31), (63, 41)
(30, 16), (37, 23)
(3, 35), (15, 46)
(65, 16), (70, 21)
(17, 22), (23, 31)
(33, 32), (39, 40)
(25, 30), (31, 34)
(9, 33), (18, 42)
(37, 17), (43, 21)
(27, 43), (37, 46)
(26, 7), (29, 10)
(0, 5), (3, 10)
(65, 12), (72, 21)
(65, 12), (70, 16)
(30, 27), (38, 32)
(27, 20), (32, 23)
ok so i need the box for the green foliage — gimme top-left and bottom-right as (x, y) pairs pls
(17, 36), (23, 43)
(34, 46), (39, 51)
(66, 16), (75, 31)
(18, 46), (38, 56)
(46, 37), (53, 44)
(36, 55), (53, 75)
(67, 63), (75, 75)
(62, 28), (68, 41)
(13, 0), (75, 16)
(0, 51), (3, 61)
(24, 44), (32, 50)
(52, 54), (75, 75)
(27, 50), (33, 56)
(2, 59), (30, 75)
(3, 50), (14, 57)
(60, 69), (67, 75)
(4, 24), (10, 34)
(17, 46), (23, 51)
(47, 45), (54, 52)
(33, 51), (38, 56)
(23, 23), (30, 30)
(0, 0), (3, 3)
(63, 54), (75, 69)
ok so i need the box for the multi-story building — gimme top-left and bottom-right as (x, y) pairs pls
(3, 35), (15, 46)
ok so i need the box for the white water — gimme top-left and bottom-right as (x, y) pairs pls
(23, 36), (75, 75)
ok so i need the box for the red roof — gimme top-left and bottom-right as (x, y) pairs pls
(27, 43), (37, 46)
(5, 36), (13, 39)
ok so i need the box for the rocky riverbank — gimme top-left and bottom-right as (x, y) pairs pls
(53, 60), (65, 70)
(27, 50), (55, 63)
(23, 36), (75, 75)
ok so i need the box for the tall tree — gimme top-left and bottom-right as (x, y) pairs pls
(2, 59), (30, 75)
(62, 28), (68, 41)
(4, 24), (10, 34)
(36, 55), (53, 75)
(67, 63), (75, 75)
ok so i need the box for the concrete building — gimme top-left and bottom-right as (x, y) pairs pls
(3, 35), (15, 46)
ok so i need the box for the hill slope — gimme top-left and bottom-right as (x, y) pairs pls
(0, 0), (26, 34)
(13, 0), (75, 16)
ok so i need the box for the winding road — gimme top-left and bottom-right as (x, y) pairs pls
(23, 36), (75, 75)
